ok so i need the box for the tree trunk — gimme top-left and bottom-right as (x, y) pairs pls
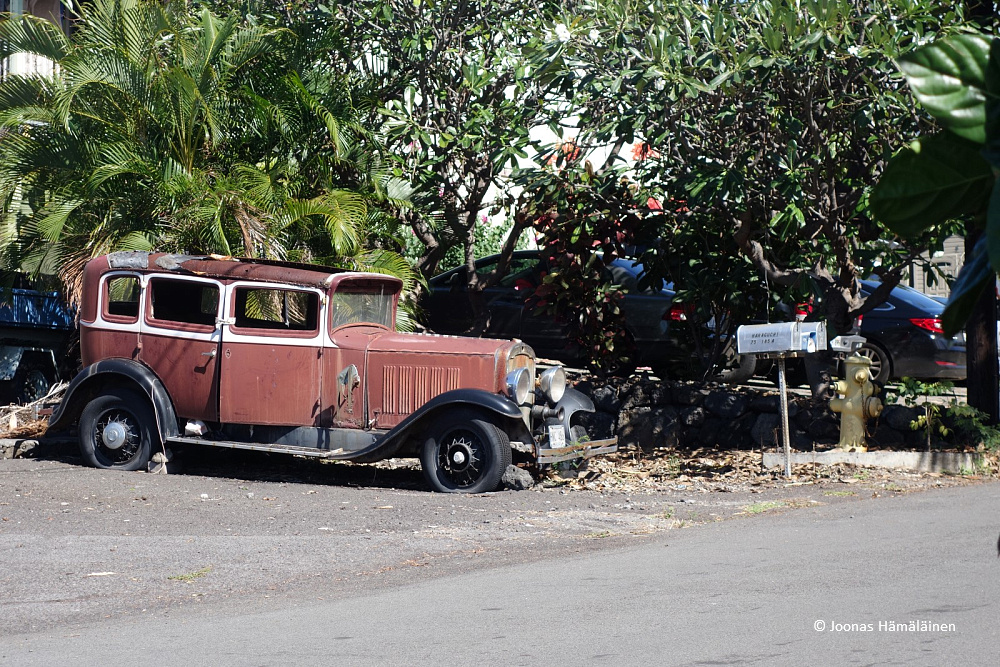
(964, 231), (998, 423)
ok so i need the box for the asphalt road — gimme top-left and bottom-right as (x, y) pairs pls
(2, 450), (998, 666)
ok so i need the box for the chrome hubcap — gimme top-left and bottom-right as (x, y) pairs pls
(102, 421), (128, 450)
(447, 439), (474, 471)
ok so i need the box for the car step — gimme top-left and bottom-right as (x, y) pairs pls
(166, 436), (345, 458)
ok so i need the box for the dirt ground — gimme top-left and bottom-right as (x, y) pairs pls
(4, 432), (992, 513)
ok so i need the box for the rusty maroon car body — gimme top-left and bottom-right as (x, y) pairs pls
(50, 252), (616, 492)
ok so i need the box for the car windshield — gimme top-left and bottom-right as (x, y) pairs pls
(331, 286), (394, 328)
(606, 259), (670, 294)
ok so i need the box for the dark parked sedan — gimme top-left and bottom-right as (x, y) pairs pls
(855, 279), (966, 384)
(422, 251), (680, 372)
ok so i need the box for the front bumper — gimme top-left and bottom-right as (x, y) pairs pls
(538, 437), (618, 465)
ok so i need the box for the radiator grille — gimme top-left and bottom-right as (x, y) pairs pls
(382, 366), (461, 415)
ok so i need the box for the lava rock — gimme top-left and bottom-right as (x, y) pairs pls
(618, 405), (680, 451)
(704, 391), (749, 420)
(749, 393), (801, 418)
(751, 413), (782, 448)
(673, 384), (711, 406)
(680, 405), (706, 428)
(501, 465), (535, 491)
(590, 384), (621, 414)
(883, 404), (923, 432)
(577, 410), (616, 440)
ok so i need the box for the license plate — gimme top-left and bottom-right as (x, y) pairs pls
(548, 425), (566, 448)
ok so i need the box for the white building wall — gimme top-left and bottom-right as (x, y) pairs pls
(905, 235), (964, 297)
(3, 0), (59, 79)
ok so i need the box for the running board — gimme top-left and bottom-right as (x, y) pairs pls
(166, 436), (347, 459)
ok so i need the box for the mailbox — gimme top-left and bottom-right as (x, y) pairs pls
(736, 321), (827, 357)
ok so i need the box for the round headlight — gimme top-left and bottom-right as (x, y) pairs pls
(538, 366), (567, 404)
(505, 367), (532, 404)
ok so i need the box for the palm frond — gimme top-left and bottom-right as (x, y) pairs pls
(0, 13), (71, 62)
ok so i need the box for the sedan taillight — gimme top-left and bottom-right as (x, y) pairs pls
(910, 317), (944, 335)
(667, 304), (689, 322)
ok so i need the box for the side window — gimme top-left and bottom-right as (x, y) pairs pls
(496, 258), (542, 289)
(232, 287), (318, 333)
(103, 275), (141, 323)
(147, 278), (219, 328)
(473, 259), (498, 281)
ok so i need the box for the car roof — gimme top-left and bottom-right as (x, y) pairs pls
(860, 279), (944, 315)
(100, 252), (401, 291)
(431, 251), (673, 292)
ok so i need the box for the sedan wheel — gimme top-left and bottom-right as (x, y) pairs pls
(854, 343), (891, 385)
(79, 389), (157, 471)
(421, 410), (512, 493)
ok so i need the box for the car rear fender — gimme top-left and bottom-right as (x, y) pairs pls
(48, 358), (178, 442)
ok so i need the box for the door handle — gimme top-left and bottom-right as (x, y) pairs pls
(201, 350), (217, 358)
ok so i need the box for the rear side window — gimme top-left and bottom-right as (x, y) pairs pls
(147, 278), (219, 327)
(104, 275), (141, 323)
(233, 287), (319, 333)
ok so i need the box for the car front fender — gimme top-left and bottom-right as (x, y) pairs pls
(548, 387), (595, 433)
(350, 388), (530, 463)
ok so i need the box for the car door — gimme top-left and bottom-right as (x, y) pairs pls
(218, 283), (324, 427)
(81, 271), (143, 366)
(138, 276), (222, 421)
(321, 278), (399, 429)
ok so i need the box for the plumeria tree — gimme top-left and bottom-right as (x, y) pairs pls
(336, 1), (564, 308)
(523, 0), (974, 388)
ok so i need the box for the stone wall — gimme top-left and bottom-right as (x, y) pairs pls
(573, 377), (940, 452)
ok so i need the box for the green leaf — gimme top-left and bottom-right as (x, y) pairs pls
(983, 39), (1000, 167)
(870, 132), (992, 237)
(898, 34), (992, 143)
(942, 235), (993, 337)
(988, 182), (1000, 281)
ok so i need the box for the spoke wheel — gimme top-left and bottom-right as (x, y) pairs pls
(854, 343), (890, 385)
(79, 389), (156, 471)
(421, 410), (512, 493)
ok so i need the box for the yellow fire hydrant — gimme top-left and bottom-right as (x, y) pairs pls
(829, 355), (883, 451)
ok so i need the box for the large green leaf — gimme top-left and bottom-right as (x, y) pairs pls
(869, 132), (992, 237)
(982, 39), (1000, 168)
(942, 235), (993, 337)
(898, 34), (992, 144)
(988, 182), (1000, 283)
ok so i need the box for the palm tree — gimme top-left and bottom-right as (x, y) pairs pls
(0, 0), (415, 301)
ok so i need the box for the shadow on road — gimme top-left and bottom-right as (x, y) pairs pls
(12, 433), (429, 492)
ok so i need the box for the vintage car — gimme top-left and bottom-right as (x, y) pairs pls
(47, 252), (616, 492)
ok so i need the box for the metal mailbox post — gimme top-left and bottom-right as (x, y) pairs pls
(737, 322), (828, 477)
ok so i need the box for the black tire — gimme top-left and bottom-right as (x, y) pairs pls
(711, 345), (757, 385)
(853, 342), (891, 385)
(12, 358), (56, 404)
(420, 410), (512, 493)
(78, 389), (157, 471)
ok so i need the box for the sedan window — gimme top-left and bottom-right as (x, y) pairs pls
(148, 278), (219, 327)
(233, 287), (318, 332)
